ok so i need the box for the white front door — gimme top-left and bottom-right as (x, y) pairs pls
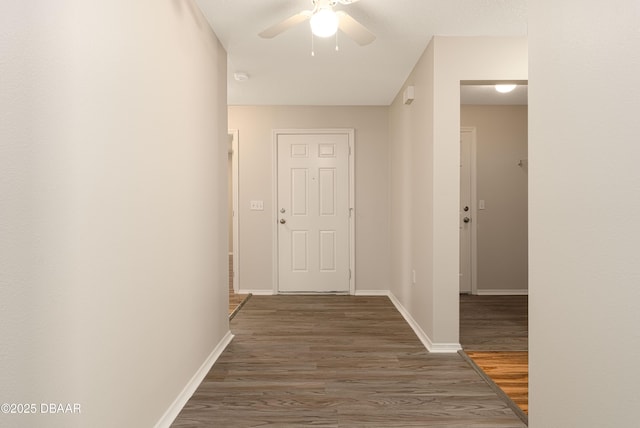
(277, 132), (351, 293)
(459, 128), (474, 294)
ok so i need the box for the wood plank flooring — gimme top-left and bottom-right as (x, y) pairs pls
(459, 295), (528, 419)
(459, 295), (528, 351)
(173, 295), (525, 427)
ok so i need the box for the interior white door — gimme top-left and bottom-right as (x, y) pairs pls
(277, 133), (350, 293)
(460, 129), (473, 294)
(229, 130), (239, 293)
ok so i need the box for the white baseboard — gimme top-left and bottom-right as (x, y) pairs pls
(476, 289), (528, 296)
(155, 331), (234, 428)
(238, 289), (274, 296)
(387, 292), (461, 353)
(354, 290), (391, 296)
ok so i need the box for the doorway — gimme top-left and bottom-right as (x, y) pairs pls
(458, 83), (529, 421)
(459, 84), (529, 295)
(273, 129), (355, 294)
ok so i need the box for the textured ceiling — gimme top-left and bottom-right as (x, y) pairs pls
(196, 0), (528, 106)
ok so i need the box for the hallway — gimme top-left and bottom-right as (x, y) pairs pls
(173, 295), (525, 427)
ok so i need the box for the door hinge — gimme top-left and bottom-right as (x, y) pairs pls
(349, 269), (352, 280)
(349, 145), (352, 155)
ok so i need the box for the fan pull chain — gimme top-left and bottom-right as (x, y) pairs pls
(311, 30), (315, 57)
(335, 30), (339, 52)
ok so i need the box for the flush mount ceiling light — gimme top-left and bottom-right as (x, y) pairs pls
(495, 84), (517, 93)
(310, 8), (339, 38)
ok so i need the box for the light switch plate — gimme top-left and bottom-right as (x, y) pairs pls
(479, 200), (485, 210)
(250, 200), (264, 211)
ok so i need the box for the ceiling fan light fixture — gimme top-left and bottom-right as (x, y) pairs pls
(495, 84), (517, 93)
(310, 8), (339, 38)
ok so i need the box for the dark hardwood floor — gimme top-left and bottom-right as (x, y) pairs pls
(459, 295), (528, 419)
(173, 295), (525, 427)
(459, 295), (528, 351)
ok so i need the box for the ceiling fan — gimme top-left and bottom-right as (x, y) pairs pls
(259, 0), (376, 46)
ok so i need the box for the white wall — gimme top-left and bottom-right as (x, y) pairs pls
(0, 2), (229, 427)
(388, 42), (437, 344)
(461, 105), (528, 293)
(228, 106), (390, 294)
(529, 1), (640, 426)
(389, 37), (528, 348)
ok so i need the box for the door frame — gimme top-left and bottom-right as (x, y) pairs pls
(229, 129), (240, 293)
(460, 126), (478, 295)
(271, 128), (356, 295)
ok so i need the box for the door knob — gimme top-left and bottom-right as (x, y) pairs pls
(280, 219), (286, 224)
(463, 217), (470, 223)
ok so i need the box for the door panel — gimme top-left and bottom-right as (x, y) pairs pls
(460, 129), (473, 294)
(291, 169), (308, 215)
(277, 133), (350, 293)
(291, 231), (308, 272)
(319, 168), (336, 215)
(319, 231), (336, 271)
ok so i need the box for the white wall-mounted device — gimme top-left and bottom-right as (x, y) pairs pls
(403, 86), (415, 105)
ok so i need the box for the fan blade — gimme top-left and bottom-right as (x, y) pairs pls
(259, 11), (312, 39)
(336, 11), (375, 46)
(336, 0), (361, 4)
